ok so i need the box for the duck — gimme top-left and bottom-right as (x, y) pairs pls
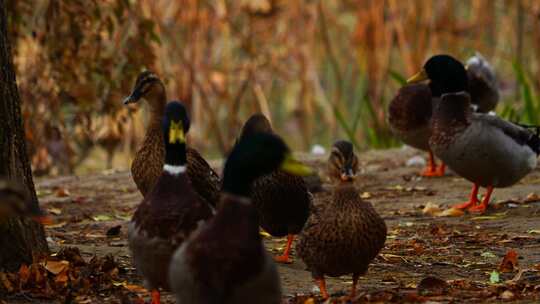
(0, 178), (51, 224)
(466, 52), (500, 113)
(123, 71), (220, 206)
(169, 132), (312, 303)
(424, 57), (539, 213)
(238, 113), (312, 264)
(297, 140), (387, 299)
(127, 102), (214, 304)
(389, 54), (500, 177)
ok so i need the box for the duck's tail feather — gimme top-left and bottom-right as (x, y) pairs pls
(517, 123), (540, 155)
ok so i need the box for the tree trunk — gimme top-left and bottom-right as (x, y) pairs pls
(0, 0), (48, 272)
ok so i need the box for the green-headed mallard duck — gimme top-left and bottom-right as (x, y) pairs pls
(124, 71), (220, 206)
(128, 102), (214, 304)
(238, 113), (312, 264)
(466, 52), (500, 113)
(424, 57), (539, 214)
(0, 178), (50, 224)
(297, 140), (387, 299)
(389, 54), (500, 177)
(169, 132), (312, 303)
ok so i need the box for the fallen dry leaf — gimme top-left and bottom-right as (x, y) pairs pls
(422, 202), (441, 215)
(499, 250), (518, 273)
(524, 193), (540, 203)
(54, 187), (70, 197)
(42, 260), (70, 275)
(436, 207), (464, 217)
(47, 207), (62, 215)
(0, 272), (14, 293)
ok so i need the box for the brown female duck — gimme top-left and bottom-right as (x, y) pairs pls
(124, 71), (220, 206)
(297, 140), (387, 299)
(169, 133), (312, 303)
(238, 114), (312, 264)
(128, 102), (214, 304)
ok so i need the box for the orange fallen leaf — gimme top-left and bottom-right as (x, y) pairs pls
(54, 269), (69, 285)
(0, 272), (14, 293)
(42, 260), (70, 275)
(499, 250), (518, 273)
(436, 208), (464, 217)
(54, 188), (70, 197)
(124, 284), (148, 293)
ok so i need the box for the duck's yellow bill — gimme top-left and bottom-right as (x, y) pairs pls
(169, 121), (185, 144)
(280, 155), (313, 176)
(407, 69), (428, 84)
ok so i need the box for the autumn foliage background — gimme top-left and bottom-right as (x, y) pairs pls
(7, 0), (540, 175)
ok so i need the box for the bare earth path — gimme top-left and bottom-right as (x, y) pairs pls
(5, 148), (540, 303)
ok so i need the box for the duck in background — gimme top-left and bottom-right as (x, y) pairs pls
(237, 114), (312, 264)
(389, 54), (500, 177)
(0, 178), (51, 224)
(128, 102), (214, 304)
(123, 71), (220, 206)
(466, 52), (500, 113)
(169, 132), (312, 303)
(297, 140), (387, 299)
(423, 56), (539, 213)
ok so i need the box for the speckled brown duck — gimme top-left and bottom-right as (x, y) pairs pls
(128, 102), (214, 304)
(389, 54), (500, 177)
(124, 71), (220, 206)
(238, 113), (312, 264)
(427, 58), (539, 214)
(169, 133), (312, 303)
(297, 140), (387, 299)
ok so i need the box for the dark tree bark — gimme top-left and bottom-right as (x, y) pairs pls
(0, 0), (48, 271)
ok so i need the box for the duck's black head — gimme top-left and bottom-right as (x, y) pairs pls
(328, 140), (359, 182)
(238, 113), (273, 140)
(123, 71), (164, 105)
(162, 101), (191, 168)
(223, 133), (312, 196)
(408, 54), (468, 97)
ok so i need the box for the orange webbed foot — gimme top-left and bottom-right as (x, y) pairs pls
(453, 200), (477, 210)
(151, 289), (160, 304)
(273, 255), (293, 264)
(468, 186), (493, 214)
(315, 278), (329, 299)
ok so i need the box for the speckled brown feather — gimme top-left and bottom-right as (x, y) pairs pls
(131, 118), (221, 206)
(297, 184), (387, 279)
(129, 172), (213, 290)
(238, 114), (312, 237)
(388, 83), (433, 132)
(251, 170), (311, 236)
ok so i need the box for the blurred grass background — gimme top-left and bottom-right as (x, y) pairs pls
(6, 0), (540, 174)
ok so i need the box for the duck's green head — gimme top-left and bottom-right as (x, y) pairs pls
(162, 101), (191, 167)
(123, 71), (164, 105)
(408, 54), (468, 97)
(328, 140), (359, 183)
(223, 133), (312, 196)
(238, 113), (273, 140)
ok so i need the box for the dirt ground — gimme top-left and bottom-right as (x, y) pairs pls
(3, 147), (540, 303)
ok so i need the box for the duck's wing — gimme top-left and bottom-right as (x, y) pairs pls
(474, 114), (540, 154)
(187, 148), (222, 207)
